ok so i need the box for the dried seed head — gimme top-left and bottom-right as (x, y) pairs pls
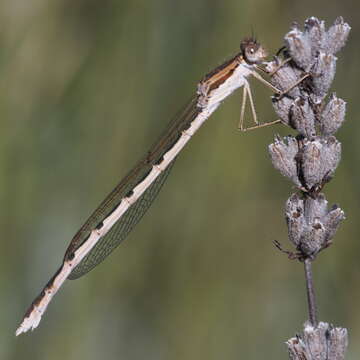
(269, 18), (349, 260)
(287, 322), (348, 359)
(285, 193), (345, 256)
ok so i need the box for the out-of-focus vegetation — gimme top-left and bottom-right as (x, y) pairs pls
(2, 1), (359, 359)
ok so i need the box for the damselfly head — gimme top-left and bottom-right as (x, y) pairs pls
(240, 37), (267, 65)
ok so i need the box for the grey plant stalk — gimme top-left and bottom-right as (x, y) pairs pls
(267, 17), (350, 359)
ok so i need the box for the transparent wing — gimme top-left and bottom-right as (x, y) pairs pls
(65, 95), (200, 279)
(68, 160), (174, 279)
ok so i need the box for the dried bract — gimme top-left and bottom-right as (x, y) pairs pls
(289, 97), (316, 138)
(268, 136), (301, 187)
(266, 60), (302, 98)
(301, 137), (341, 189)
(311, 53), (337, 103)
(304, 17), (326, 57)
(320, 94), (346, 136)
(285, 28), (313, 71)
(324, 17), (351, 55)
(272, 96), (294, 126)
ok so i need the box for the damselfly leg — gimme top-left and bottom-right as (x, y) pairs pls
(238, 70), (282, 131)
(238, 64), (310, 132)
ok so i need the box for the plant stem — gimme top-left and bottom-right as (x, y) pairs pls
(304, 258), (318, 327)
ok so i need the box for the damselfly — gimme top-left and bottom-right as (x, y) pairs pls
(16, 37), (287, 335)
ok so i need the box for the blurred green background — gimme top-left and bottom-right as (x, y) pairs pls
(1, 0), (359, 359)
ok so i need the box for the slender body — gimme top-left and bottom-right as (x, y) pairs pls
(16, 38), (275, 335)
